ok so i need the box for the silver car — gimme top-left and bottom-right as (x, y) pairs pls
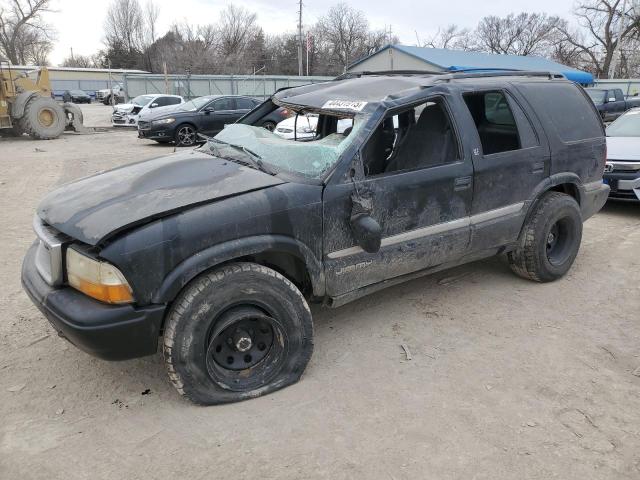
(605, 108), (640, 201)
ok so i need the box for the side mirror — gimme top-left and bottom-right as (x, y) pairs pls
(350, 214), (382, 253)
(150, 102), (158, 108)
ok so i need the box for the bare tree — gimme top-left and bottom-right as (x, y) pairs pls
(421, 25), (475, 50)
(476, 13), (564, 56)
(143, 0), (159, 45)
(557, 0), (640, 78)
(315, 3), (370, 71)
(104, 0), (145, 54)
(60, 53), (97, 68)
(217, 4), (258, 56)
(0, 0), (55, 64)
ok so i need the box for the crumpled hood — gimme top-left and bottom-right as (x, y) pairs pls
(114, 103), (136, 114)
(606, 136), (640, 161)
(37, 150), (285, 245)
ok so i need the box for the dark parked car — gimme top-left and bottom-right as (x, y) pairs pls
(22, 71), (609, 405)
(62, 89), (91, 104)
(138, 95), (289, 146)
(585, 87), (640, 122)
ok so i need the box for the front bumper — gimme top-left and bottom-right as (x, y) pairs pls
(581, 181), (611, 219)
(138, 123), (176, 140)
(22, 242), (166, 361)
(603, 170), (640, 201)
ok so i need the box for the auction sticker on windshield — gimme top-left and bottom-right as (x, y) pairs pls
(322, 100), (368, 111)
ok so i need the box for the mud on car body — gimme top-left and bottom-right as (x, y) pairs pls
(22, 71), (610, 404)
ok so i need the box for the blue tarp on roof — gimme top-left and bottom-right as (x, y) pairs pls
(350, 45), (594, 85)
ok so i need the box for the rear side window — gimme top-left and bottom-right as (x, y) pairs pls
(236, 98), (256, 110)
(518, 83), (602, 142)
(463, 91), (537, 155)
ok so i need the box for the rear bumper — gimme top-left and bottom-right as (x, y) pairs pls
(581, 181), (610, 219)
(21, 242), (166, 361)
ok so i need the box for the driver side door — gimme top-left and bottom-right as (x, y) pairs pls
(200, 97), (238, 136)
(322, 95), (474, 298)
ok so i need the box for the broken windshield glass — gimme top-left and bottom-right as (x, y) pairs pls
(210, 116), (367, 178)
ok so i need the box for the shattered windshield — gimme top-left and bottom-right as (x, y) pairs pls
(206, 115), (366, 178)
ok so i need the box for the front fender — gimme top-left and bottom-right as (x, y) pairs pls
(152, 235), (325, 303)
(10, 91), (39, 119)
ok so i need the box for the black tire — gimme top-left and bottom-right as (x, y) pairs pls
(102, 95), (111, 106)
(2, 124), (23, 137)
(262, 121), (276, 131)
(174, 123), (197, 146)
(19, 96), (66, 140)
(163, 262), (314, 405)
(508, 192), (583, 282)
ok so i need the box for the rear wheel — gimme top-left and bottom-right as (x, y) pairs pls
(508, 192), (582, 282)
(174, 124), (197, 146)
(163, 262), (314, 405)
(19, 96), (66, 140)
(102, 95), (111, 105)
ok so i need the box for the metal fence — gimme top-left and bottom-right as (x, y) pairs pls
(593, 79), (640, 98)
(122, 74), (333, 101)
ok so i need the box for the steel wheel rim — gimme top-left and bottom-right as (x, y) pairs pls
(546, 216), (574, 266)
(205, 306), (287, 391)
(178, 126), (195, 145)
(209, 314), (275, 371)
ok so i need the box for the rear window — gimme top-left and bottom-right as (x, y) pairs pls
(518, 83), (602, 142)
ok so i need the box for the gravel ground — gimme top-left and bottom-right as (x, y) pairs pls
(1, 104), (639, 479)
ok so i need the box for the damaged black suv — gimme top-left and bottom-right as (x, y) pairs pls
(22, 71), (609, 404)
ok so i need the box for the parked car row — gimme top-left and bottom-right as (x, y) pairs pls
(135, 95), (289, 145)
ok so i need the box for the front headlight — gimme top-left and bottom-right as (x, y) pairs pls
(66, 247), (134, 304)
(152, 118), (175, 125)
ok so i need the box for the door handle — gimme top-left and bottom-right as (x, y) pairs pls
(454, 176), (472, 191)
(531, 161), (545, 174)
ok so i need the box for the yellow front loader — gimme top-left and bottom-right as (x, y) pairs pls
(0, 63), (86, 139)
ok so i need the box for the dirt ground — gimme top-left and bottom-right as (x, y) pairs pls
(1, 104), (639, 479)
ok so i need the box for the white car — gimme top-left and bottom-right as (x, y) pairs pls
(604, 107), (640, 201)
(274, 114), (353, 140)
(111, 94), (184, 127)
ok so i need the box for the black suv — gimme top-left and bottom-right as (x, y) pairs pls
(22, 71), (609, 404)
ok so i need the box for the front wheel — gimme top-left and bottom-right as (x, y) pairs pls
(508, 192), (582, 282)
(174, 124), (197, 146)
(163, 262), (314, 405)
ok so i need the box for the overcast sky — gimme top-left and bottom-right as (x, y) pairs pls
(49, 0), (577, 65)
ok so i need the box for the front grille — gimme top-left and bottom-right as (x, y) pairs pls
(138, 121), (150, 130)
(277, 128), (293, 133)
(112, 118), (126, 124)
(33, 216), (70, 286)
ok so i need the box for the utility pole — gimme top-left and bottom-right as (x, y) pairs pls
(297, 0), (303, 76)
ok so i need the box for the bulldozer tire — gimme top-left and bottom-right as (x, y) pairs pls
(20, 96), (66, 140)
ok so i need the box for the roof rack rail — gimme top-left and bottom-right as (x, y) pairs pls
(436, 70), (566, 81)
(334, 70), (444, 81)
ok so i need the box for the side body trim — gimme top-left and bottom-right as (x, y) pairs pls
(327, 202), (524, 260)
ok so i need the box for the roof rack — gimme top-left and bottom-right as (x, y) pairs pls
(334, 70), (444, 81)
(333, 69), (566, 82)
(435, 70), (566, 81)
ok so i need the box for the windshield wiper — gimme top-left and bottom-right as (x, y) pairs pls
(208, 138), (276, 175)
